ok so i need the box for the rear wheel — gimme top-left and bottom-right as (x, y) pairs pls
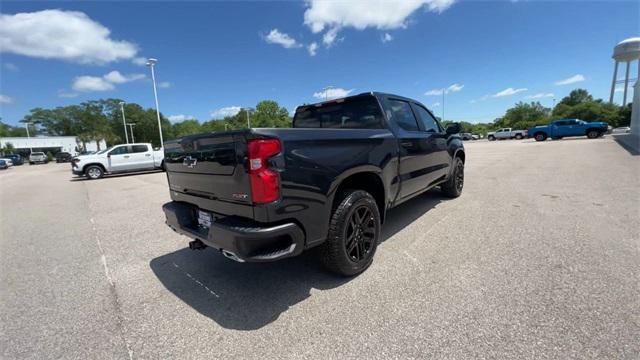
(441, 157), (464, 198)
(488, 135), (495, 141)
(85, 165), (104, 180)
(321, 190), (380, 276)
(534, 133), (547, 142)
(586, 130), (600, 139)
(515, 134), (523, 140)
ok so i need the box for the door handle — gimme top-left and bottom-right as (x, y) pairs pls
(401, 141), (413, 148)
(145, 154), (151, 157)
(124, 155), (130, 158)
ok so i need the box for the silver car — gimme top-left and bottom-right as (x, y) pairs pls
(29, 152), (49, 165)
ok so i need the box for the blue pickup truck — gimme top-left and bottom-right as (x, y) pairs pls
(528, 119), (608, 141)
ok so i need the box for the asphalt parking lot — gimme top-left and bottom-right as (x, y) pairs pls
(1, 137), (638, 359)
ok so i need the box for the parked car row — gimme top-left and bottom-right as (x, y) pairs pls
(479, 119), (610, 142)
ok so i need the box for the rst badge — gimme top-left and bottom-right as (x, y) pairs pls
(183, 156), (197, 168)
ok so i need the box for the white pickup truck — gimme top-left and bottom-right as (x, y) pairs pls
(487, 128), (527, 141)
(71, 143), (164, 179)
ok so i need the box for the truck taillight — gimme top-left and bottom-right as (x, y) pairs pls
(248, 139), (281, 203)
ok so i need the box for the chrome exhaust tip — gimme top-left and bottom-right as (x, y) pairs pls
(221, 249), (245, 262)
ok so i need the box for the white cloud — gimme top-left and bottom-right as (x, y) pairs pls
(132, 57), (147, 66)
(72, 76), (114, 92)
(322, 27), (341, 47)
(307, 42), (319, 56)
(3, 62), (18, 71)
(0, 10), (138, 64)
(210, 106), (242, 119)
(71, 70), (145, 92)
(304, 0), (456, 33)
(312, 87), (354, 100)
(103, 70), (145, 84)
(432, 102), (440, 107)
(425, 83), (464, 96)
(614, 87), (624, 93)
(264, 29), (300, 49)
(168, 114), (196, 123)
(525, 93), (554, 99)
(381, 33), (394, 43)
(492, 87), (527, 97)
(158, 81), (171, 89)
(57, 90), (78, 98)
(447, 83), (464, 93)
(0, 94), (14, 104)
(554, 74), (585, 86)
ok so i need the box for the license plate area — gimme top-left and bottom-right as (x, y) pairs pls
(197, 210), (212, 229)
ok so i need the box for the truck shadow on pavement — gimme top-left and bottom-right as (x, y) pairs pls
(68, 170), (164, 182)
(149, 189), (445, 330)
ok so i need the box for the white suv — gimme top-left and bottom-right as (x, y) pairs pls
(29, 152), (49, 164)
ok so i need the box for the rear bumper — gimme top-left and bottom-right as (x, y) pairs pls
(162, 201), (305, 262)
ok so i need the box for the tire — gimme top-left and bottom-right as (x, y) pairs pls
(441, 157), (464, 198)
(515, 134), (523, 140)
(534, 133), (547, 142)
(321, 189), (381, 276)
(85, 165), (104, 180)
(586, 130), (600, 139)
(488, 136), (495, 141)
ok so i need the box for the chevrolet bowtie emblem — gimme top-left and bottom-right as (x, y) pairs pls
(183, 156), (197, 168)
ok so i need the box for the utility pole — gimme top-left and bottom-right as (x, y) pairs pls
(146, 58), (164, 147)
(126, 123), (136, 143)
(119, 101), (129, 143)
(322, 86), (334, 101)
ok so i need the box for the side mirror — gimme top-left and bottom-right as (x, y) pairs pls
(446, 123), (462, 135)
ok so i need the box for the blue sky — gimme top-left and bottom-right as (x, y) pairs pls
(1, 1), (638, 126)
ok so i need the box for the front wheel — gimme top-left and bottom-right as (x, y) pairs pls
(321, 190), (381, 276)
(85, 165), (104, 180)
(441, 157), (464, 198)
(586, 130), (600, 139)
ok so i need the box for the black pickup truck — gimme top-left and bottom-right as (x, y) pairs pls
(162, 92), (465, 276)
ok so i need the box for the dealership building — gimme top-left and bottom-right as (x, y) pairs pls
(0, 136), (107, 156)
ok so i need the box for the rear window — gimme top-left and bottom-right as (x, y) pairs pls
(32, 152), (45, 156)
(293, 96), (384, 129)
(131, 145), (149, 153)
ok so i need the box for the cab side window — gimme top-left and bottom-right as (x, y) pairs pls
(109, 146), (130, 156)
(412, 104), (441, 132)
(388, 99), (420, 132)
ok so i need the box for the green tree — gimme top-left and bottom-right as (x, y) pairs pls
(495, 101), (550, 130)
(172, 119), (202, 137)
(253, 100), (291, 128)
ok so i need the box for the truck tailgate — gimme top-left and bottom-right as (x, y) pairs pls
(164, 132), (254, 218)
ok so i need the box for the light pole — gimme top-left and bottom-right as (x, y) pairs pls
(146, 58), (164, 148)
(126, 123), (136, 143)
(25, 122), (32, 152)
(244, 107), (255, 128)
(442, 88), (445, 122)
(119, 101), (129, 144)
(322, 86), (334, 101)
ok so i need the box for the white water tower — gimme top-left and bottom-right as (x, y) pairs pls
(609, 37), (640, 106)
